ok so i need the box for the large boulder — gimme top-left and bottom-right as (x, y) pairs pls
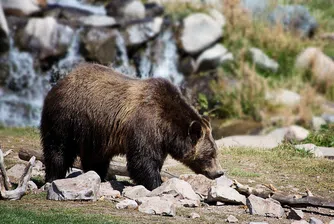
(136, 195), (176, 216)
(2, 0), (47, 16)
(296, 47), (334, 85)
(80, 27), (120, 65)
(106, 0), (145, 22)
(207, 185), (246, 205)
(180, 13), (223, 55)
(47, 171), (101, 201)
(16, 17), (74, 61)
(247, 194), (285, 218)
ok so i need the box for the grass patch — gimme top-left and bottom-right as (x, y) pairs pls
(0, 126), (40, 139)
(302, 124), (334, 147)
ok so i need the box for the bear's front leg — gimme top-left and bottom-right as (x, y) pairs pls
(126, 152), (162, 191)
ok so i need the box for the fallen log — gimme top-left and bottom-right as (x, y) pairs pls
(0, 148), (12, 190)
(233, 180), (334, 209)
(19, 149), (178, 179)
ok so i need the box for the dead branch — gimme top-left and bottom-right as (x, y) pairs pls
(3, 149), (13, 157)
(0, 149), (12, 190)
(19, 149), (178, 179)
(233, 180), (334, 209)
(1, 155), (36, 200)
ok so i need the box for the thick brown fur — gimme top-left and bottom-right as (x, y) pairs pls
(41, 63), (223, 190)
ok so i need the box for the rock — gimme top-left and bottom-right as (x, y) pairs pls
(148, 178), (200, 201)
(296, 48), (334, 84)
(179, 174), (213, 197)
(123, 185), (150, 199)
(124, 17), (163, 47)
(80, 27), (120, 65)
(195, 44), (233, 72)
(249, 48), (279, 72)
(310, 217), (324, 224)
(288, 208), (304, 220)
(0, 2), (9, 36)
(17, 17), (74, 61)
(284, 125), (309, 142)
(189, 212), (200, 219)
(27, 181), (38, 192)
(294, 144), (324, 158)
(2, 0), (46, 16)
(31, 160), (45, 179)
(269, 5), (317, 38)
(40, 182), (51, 192)
(291, 221), (309, 224)
(246, 195), (284, 218)
(144, 3), (164, 18)
(47, 171), (101, 201)
(249, 222), (269, 224)
(0, 3), (9, 56)
(137, 196), (176, 216)
(208, 9), (226, 27)
(180, 13), (223, 55)
(322, 113), (334, 124)
(116, 199), (138, 209)
(79, 15), (117, 27)
(312, 116), (326, 131)
(265, 89), (301, 107)
(106, 0), (145, 22)
(178, 199), (200, 208)
(99, 182), (121, 199)
(329, 220), (334, 224)
(215, 175), (234, 188)
(7, 163), (26, 184)
(317, 146), (334, 159)
(66, 168), (83, 178)
(226, 215), (238, 223)
(207, 185), (246, 205)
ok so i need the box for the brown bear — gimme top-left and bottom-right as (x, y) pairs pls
(41, 63), (223, 190)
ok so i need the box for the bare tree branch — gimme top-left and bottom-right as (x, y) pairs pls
(0, 148), (12, 190)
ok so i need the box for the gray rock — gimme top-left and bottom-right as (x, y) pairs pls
(288, 208), (304, 220)
(0, 3), (9, 56)
(66, 168), (83, 178)
(178, 199), (200, 208)
(294, 144), (324, 158)
(296, 48), (334, 85)
(207, 185), (246, 205)
(123, 185), (150, 199)
(148, 178), (200, 201)
(180, 13), (223, 55)
(137, 196), (176, 216)
(179, 174), (213, 197)
(79, 15), (117, 27)
(322, 113), (334, 124)
(195, 44), (233, 72)
(0, 2), (9, 35)
(27, 181), (38, 192)
(246, 195), (284, 218)
(310, 217), (324, 224)
(291, 221), (309, 224)
(47, 171), (101, 201)
(226, 215), (238, 223)
(265, 89), (301, 107)
(106, 0), (145, 22)
(267, 125), (309, 142)
(318, 146), (334, 159)
(208, 9), (226, 27)
(249, 222), (269, 224)
(215, 175), (234, 188)
(7, 164), (26, 184)
(17, 17), (73, 60)
(312, 116), (326, 131)
(116, 199), (138, 209)
(99, 182), (121, 200)
(2, 0), (46, 16)
(189, 212), (200, 219)
(329, 220), (334, 224)
(80, 28), (120, 65)
(124, 17), (163, 47)
(269, 5), (317, 38)
(32, 160), (45, 180)
(249, 48), (279, 72)
(40, 182), (51, 192)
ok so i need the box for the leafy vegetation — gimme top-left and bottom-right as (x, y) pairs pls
(302, 124), (334, 147)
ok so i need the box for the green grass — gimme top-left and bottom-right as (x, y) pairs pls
(0, 126), (40, 139)
(0, 203), (122, 224)
(302, 124), (334, 147)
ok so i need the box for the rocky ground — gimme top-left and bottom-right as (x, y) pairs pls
(1, 127), (334, 224)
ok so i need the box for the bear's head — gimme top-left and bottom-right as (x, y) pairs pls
(180, 115), (224, 180)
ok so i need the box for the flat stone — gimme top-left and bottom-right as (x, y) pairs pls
(27, 180), (38, 192)
(47, 171), (101, 201)
(179, 174), (213, 197)
(7, 164), (26, 184)
(317, 146), (334, 159)
(246, 195), (284, 218)
(116, 199), (138, 209)
(249, 47), (279, 72)
(215, 175), (234, 188)
(123, 185), (150, 199)
(148, 178), (200, 201)
(189, 212), (200, 219)
(310, 217), (324, 224)
(137, 196), (176, 216)
(226, 215), (238, 223)
(312, 116), (326, 131)
(99, 182), (121, 199)
(288, 208), (304, 220)
(291, 221), (309, 224)
(207, 185), (246, 205)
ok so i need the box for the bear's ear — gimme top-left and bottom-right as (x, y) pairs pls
(188, 121), (203, 144)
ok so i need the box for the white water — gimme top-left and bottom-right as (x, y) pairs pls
(47, 0), (106, 15)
